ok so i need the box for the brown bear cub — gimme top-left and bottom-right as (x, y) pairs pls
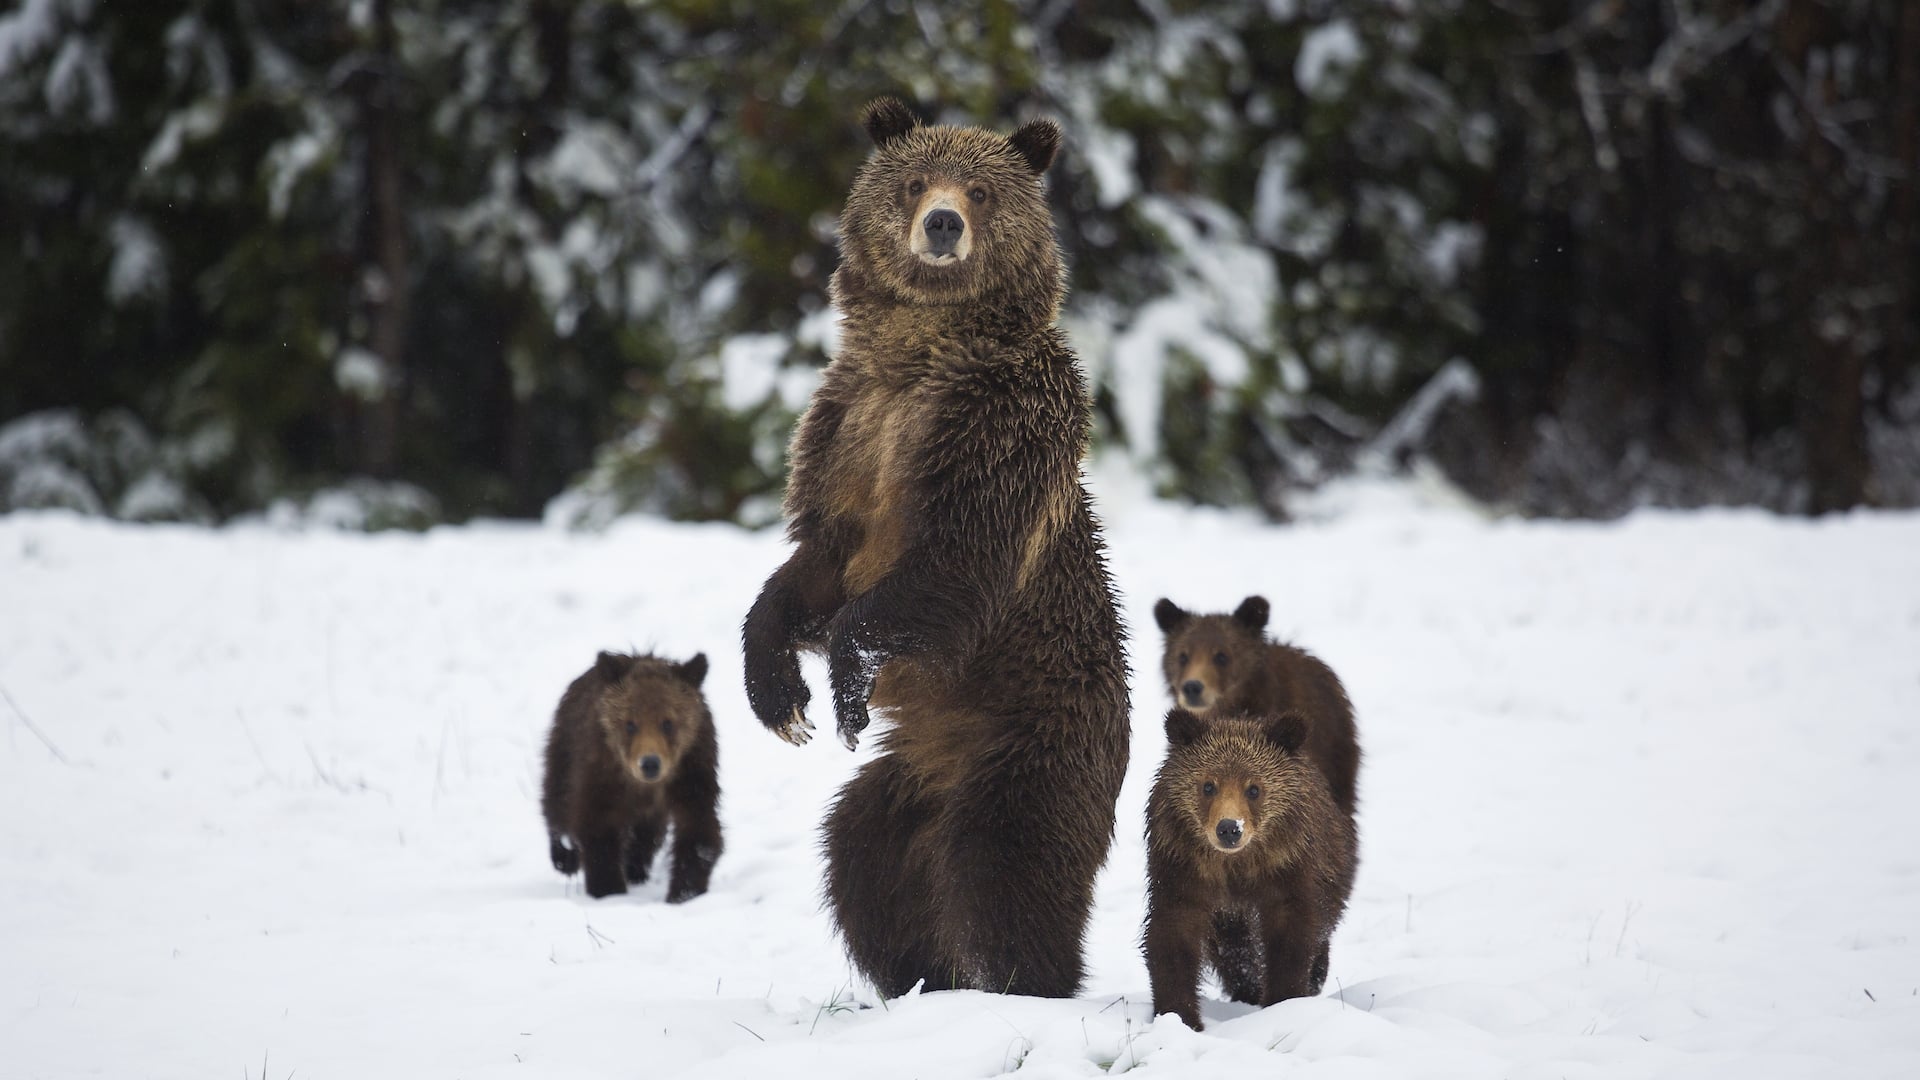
(541, 651), (721, 902)
(1154, 596), (1361, 815)
(1144, 709), (1357, 1031)
(742, 98), (1130, 999)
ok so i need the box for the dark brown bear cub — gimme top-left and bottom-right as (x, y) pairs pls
(541, 651), (721, 902)
(1144, 709), (1357, 1031)
(1154, 596), (1361, 815)
(741, 97), (1129, 998)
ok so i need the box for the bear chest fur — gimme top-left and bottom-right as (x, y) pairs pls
(823, 365), (934, 596)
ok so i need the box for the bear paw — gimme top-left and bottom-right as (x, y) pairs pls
(549, 834), (579, 875)
(827, 648), (876, 750)
(746, 650), (814, 745)
(777, 705), (816, 746)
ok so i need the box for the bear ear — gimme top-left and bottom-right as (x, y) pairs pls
(1263, 712), (1309, 754)
(1153, 598), (1191, 633)
(1164, 708), (1207, 749)
(594, 651), (635, 682)
(861, 96), (922, 149)
(1233, 595), (1270, 631)
(1008, 117), (1061, 174)
(674, 653), (709, 689)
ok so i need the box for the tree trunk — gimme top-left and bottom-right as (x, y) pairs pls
(1783, 0), (1869, 514)
(1891, 0), (1920, 410)
(357, 0), (409, 478)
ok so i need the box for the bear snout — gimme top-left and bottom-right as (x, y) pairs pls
(1213, 818), (1244, 850)
(923, 209), (965, 255)
(1180, 679), (1206, 706)
(638, 754), (663, 781)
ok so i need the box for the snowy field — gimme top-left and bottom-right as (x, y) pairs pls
(3, 473), (1918, 1079)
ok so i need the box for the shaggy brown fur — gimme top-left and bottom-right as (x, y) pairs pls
(741, 97), (1129, 998)
(1154, 596), (1361, 815)
(1143, 709), (1357, 1031)
(541, 651), (722, 902)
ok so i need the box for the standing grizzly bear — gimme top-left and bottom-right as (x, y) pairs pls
(1144, 709), (1357, 1031)
(541, 650), (722, 902)
(741, 97), (1130, 998)
(1154, 596), (1361, 815)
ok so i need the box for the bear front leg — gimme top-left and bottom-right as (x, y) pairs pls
(1145, 898), (1210, 1030)
(1259, 903), (1322, 1004)
(1206, 909), (1265, 1006)
(548, 830), (579, 875)
(825, 625), (885, 750)
(664, 803), (723, 903)
(743, 539), (848, 745)
(624, 817), (665, 884)
(1309, 938), (1332, 997)
(578, 828), (628, 899)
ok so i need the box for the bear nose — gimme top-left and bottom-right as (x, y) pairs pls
(1215, 819), (1242, 848)
(923, 209), (964, 255)
(639, 755), (662, 781)
(1181, 680), (1205, 704)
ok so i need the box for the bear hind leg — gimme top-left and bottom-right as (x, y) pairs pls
(933, 782), (1103, 998)
(823, 756), (948, 998)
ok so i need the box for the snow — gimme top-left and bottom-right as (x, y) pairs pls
(1103, 196), (1280, 461)
(106, 215), (165, 304)
(1109, 295), (1246, 457)
(0, 0), (61, 80)
(4, 482), (1919, 1078)
(1251, 137), (1302, 246)
(714, 333), (790, 413)
(140, 100), (225, 174)
(540, 122), (630, 199)
(43, 34), (112, 124)
(265, 127), (332, 220)
(1421, 221), (1483, 286)
(1296, 21), (1363, 99)
(333, 347), (388, 400)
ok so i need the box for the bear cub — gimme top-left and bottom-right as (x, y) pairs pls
(1144, 709), (1357, 1031)
(541, 650), (722, 902)
(1154, 595), (1360, 815)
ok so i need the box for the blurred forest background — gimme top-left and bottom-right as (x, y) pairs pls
(2, 0), (1916, 528)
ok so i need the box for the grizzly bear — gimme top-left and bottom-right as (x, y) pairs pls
(741, 97), (1130, 998)
(541, 651), (721, 902)
(1144, 709), (1357, 1031)
(1154, 595), (1361, 815)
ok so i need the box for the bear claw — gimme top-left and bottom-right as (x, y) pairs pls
(775, 707), (814, 746)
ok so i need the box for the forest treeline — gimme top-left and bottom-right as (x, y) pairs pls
(2, 0), (1915, 526)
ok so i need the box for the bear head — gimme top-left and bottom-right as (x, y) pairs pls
(1161, 708), (1311, 856)
(835, 96), (1065, 315)
(592, 651), (709, 786)
(1153, 596), (1271, 715)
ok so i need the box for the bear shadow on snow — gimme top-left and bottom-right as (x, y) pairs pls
(741, 96), (1131, 998)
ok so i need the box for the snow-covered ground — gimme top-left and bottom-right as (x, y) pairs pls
(3, 473), (1918, 1079)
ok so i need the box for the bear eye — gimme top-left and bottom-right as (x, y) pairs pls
(623, 719), (638, 736)
(968, 186), (987, 203)
(1213, 652), (1230, 667)
(661, 718), (676, 739)
(907, 178), (925, 197)
(1201, 781), (1217, 797)
(1246, 784), (1261, 800)
(1177, 652), (1189, 667)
